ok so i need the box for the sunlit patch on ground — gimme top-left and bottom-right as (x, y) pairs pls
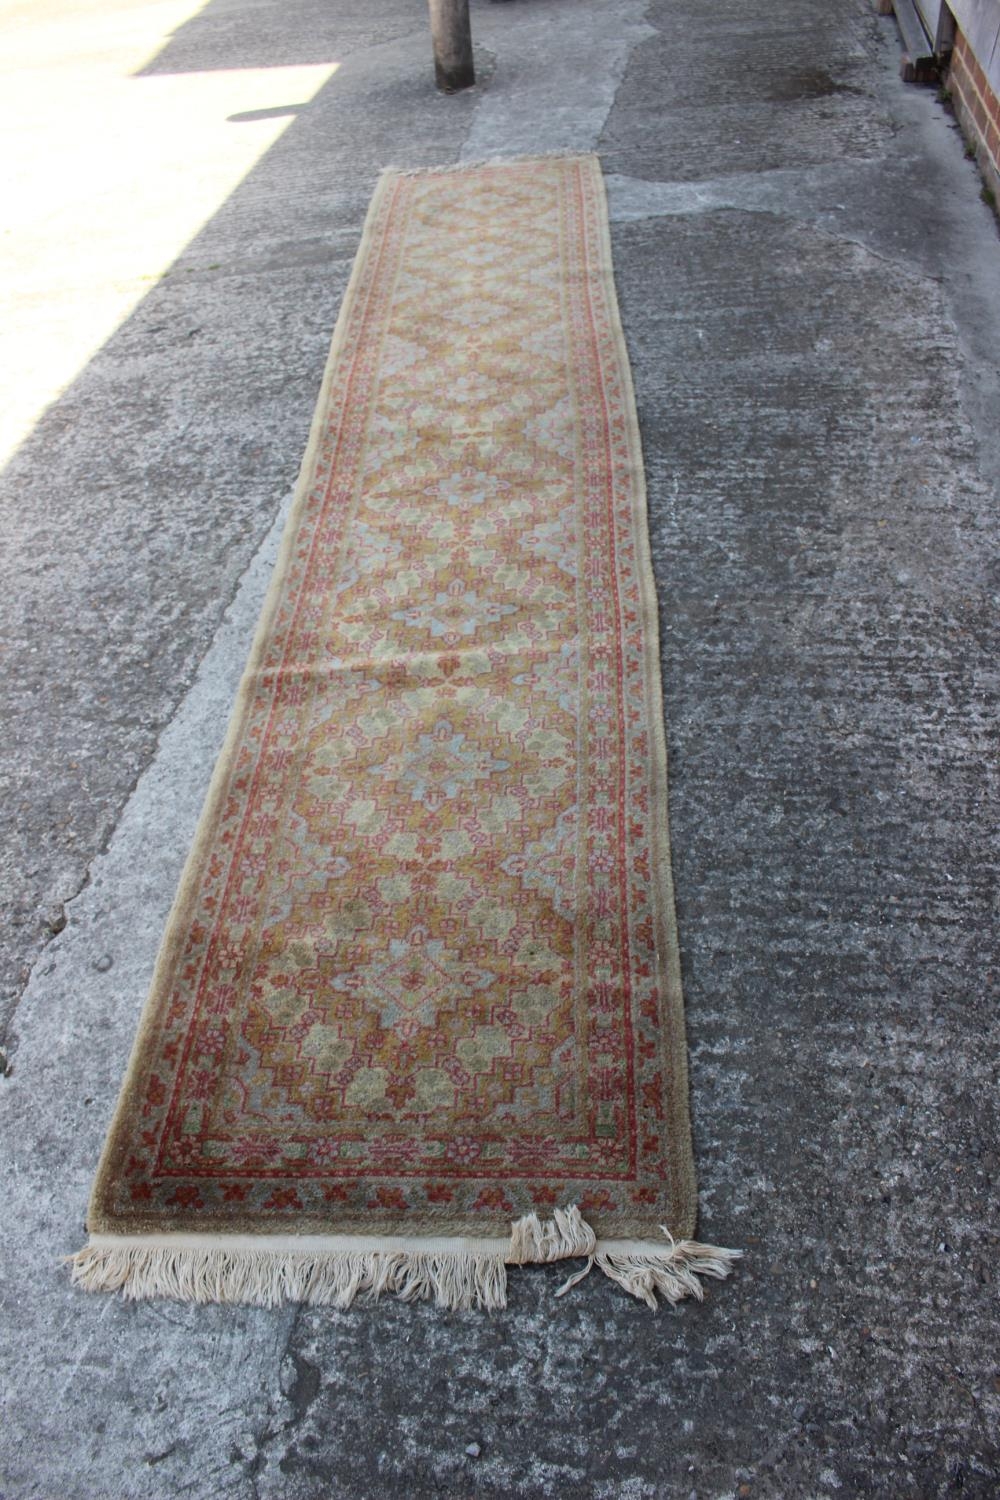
(0, 0), (337, 467)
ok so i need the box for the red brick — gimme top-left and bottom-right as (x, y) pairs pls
(951, 50), (972, 100)
(952, 75), (967, 107)
(986, 116), (1000, 167)
(973, 91), (989, 134)
(972, 54), (988, 96)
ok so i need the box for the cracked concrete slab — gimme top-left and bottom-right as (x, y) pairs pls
(459, 0), (652, 159)
(1, 0), (999, 1495)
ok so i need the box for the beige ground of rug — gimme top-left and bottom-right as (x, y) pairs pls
(70, 154), (738, 1310)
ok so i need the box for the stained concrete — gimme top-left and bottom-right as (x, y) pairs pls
(1, 0), (999, 1495)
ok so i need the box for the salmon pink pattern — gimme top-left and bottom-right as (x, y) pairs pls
(91, 157), (695, 1243)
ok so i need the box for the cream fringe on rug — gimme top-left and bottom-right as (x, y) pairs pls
(69, 1207), (739, 1311)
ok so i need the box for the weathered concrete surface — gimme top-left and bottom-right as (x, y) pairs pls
(0, 0), (480, 1040)
(1, 0), (999, 1495)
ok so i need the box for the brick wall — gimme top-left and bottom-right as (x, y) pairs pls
(948, 24), (1000, 200)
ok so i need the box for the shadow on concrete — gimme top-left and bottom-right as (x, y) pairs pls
(0, 0), (481, 1036)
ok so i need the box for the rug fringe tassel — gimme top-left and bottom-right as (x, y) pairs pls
(508, 1204), (597, 1264)
(553, 1229), (743, 1309)
(69, 1242), (512, 1314)
(68, 1211), (739, 1311)
(68, 1242), (510, 1312)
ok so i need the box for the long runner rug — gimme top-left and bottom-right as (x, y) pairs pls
(71, 154), (738, 1310)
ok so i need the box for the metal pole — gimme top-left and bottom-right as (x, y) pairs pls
(427, 0), (475, 92)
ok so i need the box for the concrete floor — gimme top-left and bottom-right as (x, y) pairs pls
(1, 0), (998, 1495)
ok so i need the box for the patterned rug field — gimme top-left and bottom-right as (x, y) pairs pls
(71, 155), (738, 1310)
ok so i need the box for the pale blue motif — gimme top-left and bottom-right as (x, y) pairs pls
(512, 639), (579, 715)
(500, 805), (578, 921)
(333, 520), (403, 598)
(525, 506), (578, 577)
(371, 719), (510, 811)
(391, 587), (517, 639)
(425, 469), (513, 510)
(329, 929), (496, 1030)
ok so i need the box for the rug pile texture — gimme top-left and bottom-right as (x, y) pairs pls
(71, 154), (738, 1310)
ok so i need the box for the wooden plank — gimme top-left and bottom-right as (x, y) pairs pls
(894, 0), (935, 62)
(914, 0), (944, 49)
